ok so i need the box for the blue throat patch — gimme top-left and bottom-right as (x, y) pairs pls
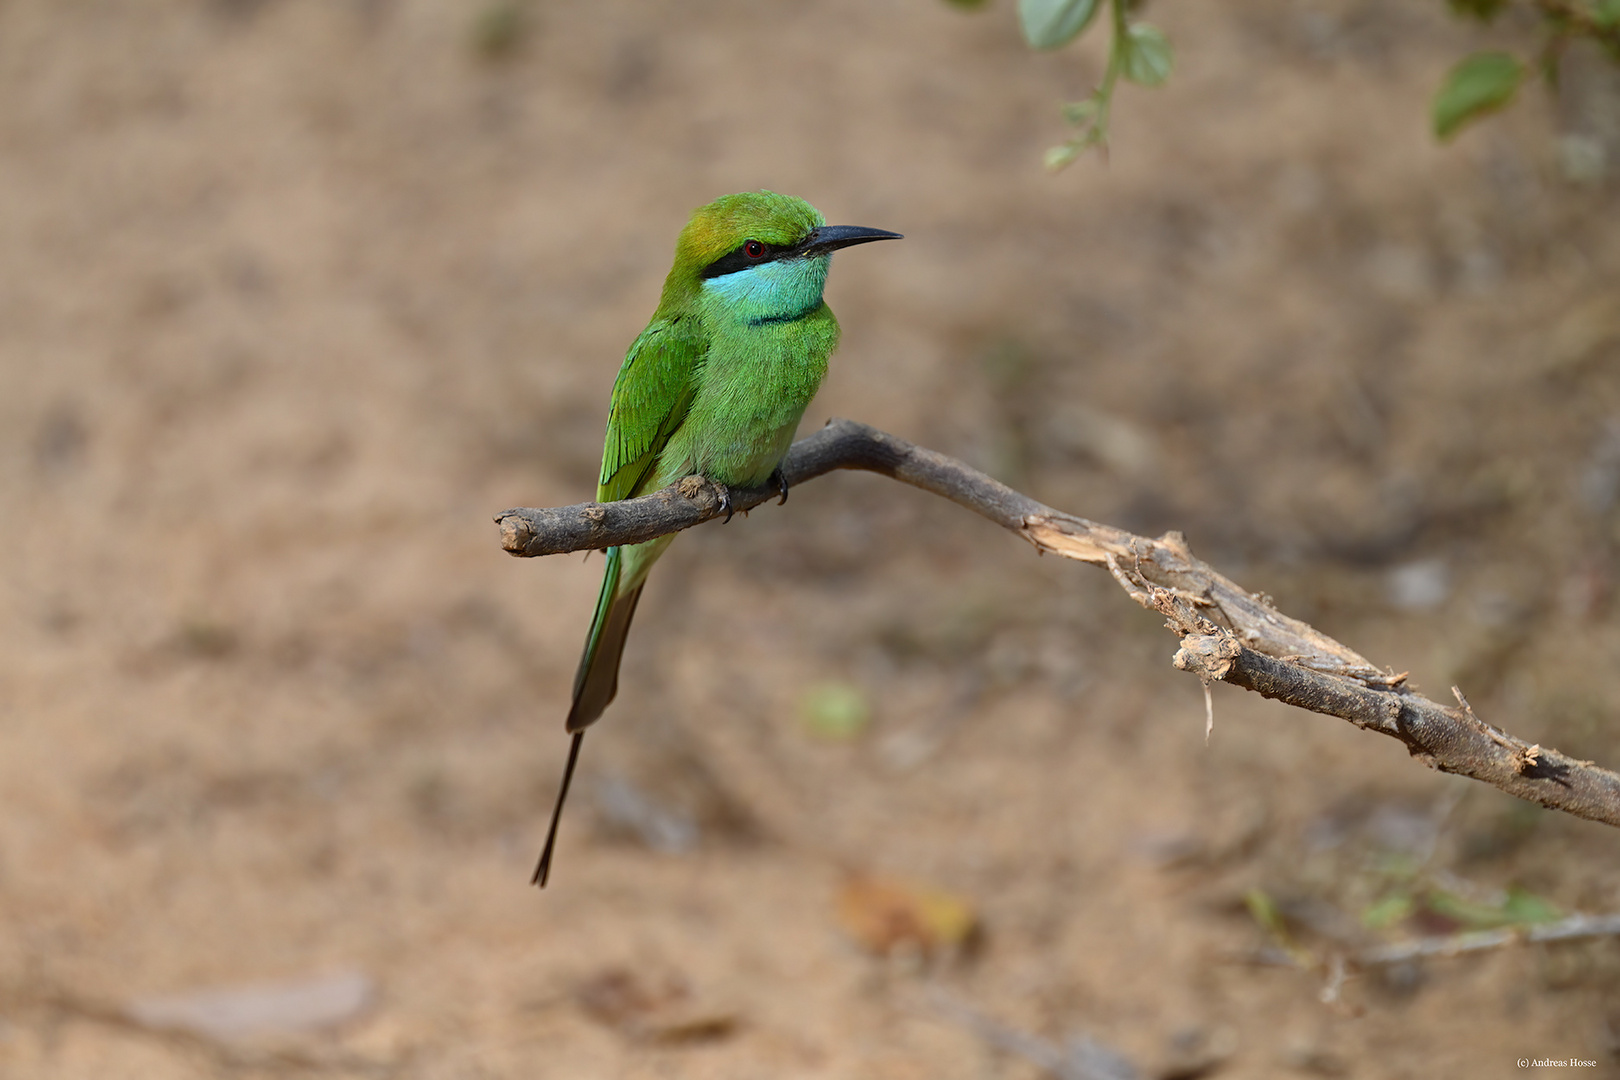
(699, 256), (830, 327)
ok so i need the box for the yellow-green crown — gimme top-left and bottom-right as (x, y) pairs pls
(674, 191), (825, 274)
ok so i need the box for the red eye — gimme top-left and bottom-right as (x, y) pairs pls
(744, 240), (766, 259)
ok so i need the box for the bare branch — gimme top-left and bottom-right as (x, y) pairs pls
(495, 418), (1620, 830)
(1357, 912), (1620, 966)
(1247, 911), (1620, 973)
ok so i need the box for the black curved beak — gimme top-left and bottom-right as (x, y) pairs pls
(798, 225), (903, 257)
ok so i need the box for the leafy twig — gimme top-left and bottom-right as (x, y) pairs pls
(1019, 0), (1174, 168)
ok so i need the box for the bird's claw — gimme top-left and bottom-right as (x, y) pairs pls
(717, 483), (734, 524)
(768, 467), (789, 506)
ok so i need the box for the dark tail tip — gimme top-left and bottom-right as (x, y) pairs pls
(531, 730), (586, 888)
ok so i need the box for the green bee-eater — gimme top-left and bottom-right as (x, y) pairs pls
(533, 191), (900, 886)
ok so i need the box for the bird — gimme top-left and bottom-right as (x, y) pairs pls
(532, 191), (901, 887)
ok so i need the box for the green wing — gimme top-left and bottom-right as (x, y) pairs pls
(598, 316), (704, 503)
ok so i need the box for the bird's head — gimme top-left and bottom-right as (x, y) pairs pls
(661, 191), (900, 323)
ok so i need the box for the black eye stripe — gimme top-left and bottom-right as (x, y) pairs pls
(700, 239), (786, 279)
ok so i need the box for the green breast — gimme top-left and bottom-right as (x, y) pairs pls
(657, 303), (839, 488)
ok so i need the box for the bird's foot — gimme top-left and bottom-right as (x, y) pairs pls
(716, 482), (734, 524)
(768, 467), (789, 506)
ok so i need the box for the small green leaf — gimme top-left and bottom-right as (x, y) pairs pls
(800, 682), (871, 740)
(1061, 98), (1100, 125)
(942, 0), (990, 9)
(1044, 142), (1082, 171)
(1501, 886), (1561, 925)
(1432, 52), (1526, 140)
(1019, 0), (1101, 50)
(1361, 893), (1416, 930)
(1120, 23), (1173, 86)
(1244, 887), (1287, 937)
(1424, 889), (1506, 928)
(1423, 886), (1560, 929)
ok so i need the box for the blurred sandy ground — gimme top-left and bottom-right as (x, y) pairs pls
(2, 0), (1620, 1076)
